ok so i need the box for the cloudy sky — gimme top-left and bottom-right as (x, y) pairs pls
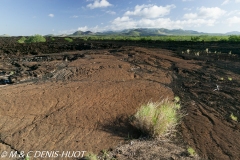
(1, 0), (240, 35)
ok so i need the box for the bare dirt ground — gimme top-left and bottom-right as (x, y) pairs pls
(0, 38), (240, 160)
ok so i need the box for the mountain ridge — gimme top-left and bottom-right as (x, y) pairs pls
(68, 28), (240, 37)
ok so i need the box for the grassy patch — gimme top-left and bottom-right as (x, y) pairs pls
(230, 113), (238, 121)
(132, 99), (183, 138)
(187, 147), (196, 156)
(64, 37), (73, 42)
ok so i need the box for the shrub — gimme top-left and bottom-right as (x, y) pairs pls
(17, 37), (27, 43)
(26, 34), (46, 43)
(132, 99), (183, 138)
(18, 35), (46, 43)
(187, 147), (196, 156)
(230, 113), (238, 121)
(228, 35), (240, 42)
(64, 37), (73, 42)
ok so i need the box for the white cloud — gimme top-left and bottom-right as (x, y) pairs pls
(198, 7), (226, 19)
(106, 10), (116, 15)
(183, 7), (226, 20)
(71, 15), (79, 18)
(78, 26), (89, 32)
(236, 0), (240, 2)
(227, 16), (240, 25)
(48, 14), (54, 18)
(110, 16), (217, 31)
(87, 0), (112, 9)
(222, 0), (230, 5)
(124, 4), (176, 18)
(59, 29), (76, 35)
(182, 7), (226, 27)
(108, 5), (226, 31)
(226, 10), (240, 16)
(183, 7), (193, 11)
(183, 13), (197, 19)
(78, 25), (103, 32)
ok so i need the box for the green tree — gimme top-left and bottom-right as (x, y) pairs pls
(191, 36), (200, 42)
(228, 35), (240, 42)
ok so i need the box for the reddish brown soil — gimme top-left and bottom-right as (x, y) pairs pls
(0, 38), (240, 160)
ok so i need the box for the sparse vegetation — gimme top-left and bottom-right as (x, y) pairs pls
(72, 35), (232, 42)
(187, 147), (196, 156)
(25, 156), (30, 160)
(17, 36), (27, 43)
(101, 150), (109, 159)
(17, 34), (46, 43)
(84, 152), (98, 160)
(174, 96), (180, 103)
(64, 37), (73, 42)
(26, 34), (46, 43)
(230, 113), (238, 121)
(132, 99), (183, 138)
(228, 77), (232, 81)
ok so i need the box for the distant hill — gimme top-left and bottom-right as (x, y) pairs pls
(225, 31), (240, 35)
(57, 34), (68, 37)
(45, 34), (55, 37)
(0, 34), (11, 37)
(68, 28), (211, 37)
(70, 31), (94, 36)
(50, 28), (240, 37)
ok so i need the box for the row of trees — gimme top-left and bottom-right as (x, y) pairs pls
(17, 34), (240, 43)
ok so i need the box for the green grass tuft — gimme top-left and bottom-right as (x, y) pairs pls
(174, 96), (180, 103)
(187, 147), (196, 156)
(230, 113), (238, 121)
(132, 99), (184, 138)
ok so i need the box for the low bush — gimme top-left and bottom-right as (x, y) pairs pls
(17, 34), (46, 43)
(132, 99), (184, 138)
(17, 37), (27, 43)
(64, 37), (73, 42)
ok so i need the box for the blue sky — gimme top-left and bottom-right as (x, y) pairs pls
(1, 0), (240, 35)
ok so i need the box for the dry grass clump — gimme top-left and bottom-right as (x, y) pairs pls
(132, 99), (184, 138)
